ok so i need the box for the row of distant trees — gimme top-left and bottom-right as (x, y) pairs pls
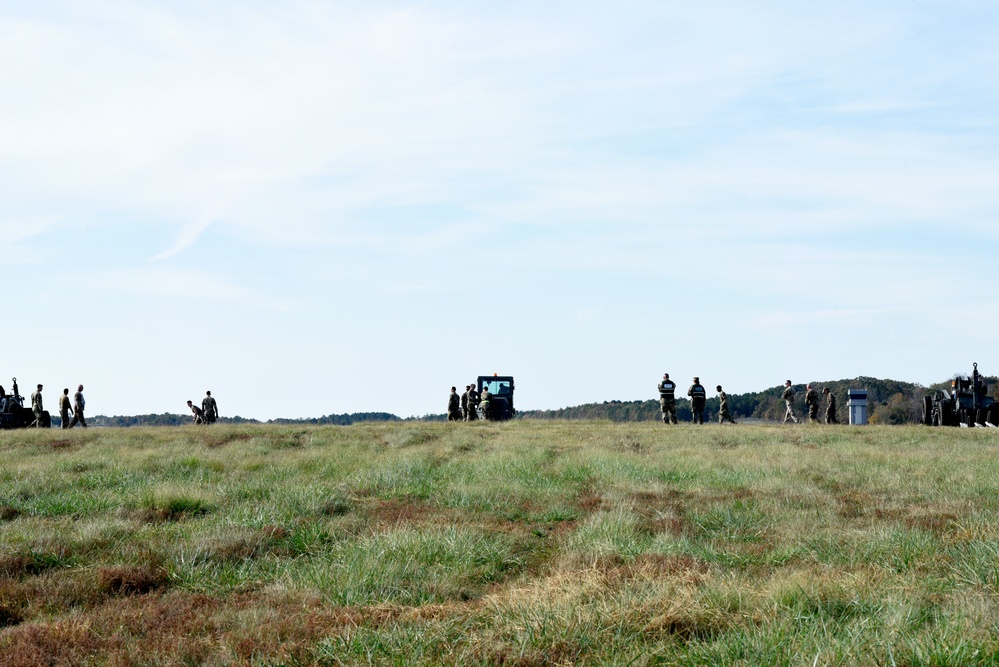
(87, 375), (998, 426)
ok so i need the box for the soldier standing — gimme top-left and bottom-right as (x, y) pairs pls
(467, 383), (479, 421)
(658, 373), (678, 425)
(58, 388), (73, 429)
(716, 385), (737, 424)
(30, 384), (43, 427)
(479, 386), (493, 421)
(782, 380), (799, 424)
(460, 385), (469, 421)
(202, 391), (219, 424)
(68, 385), (87, 428)
(447, 387), (461, 421)
(805, 384), (820, 423)
(823, 387), (838, 424)
(688, 377), (707, 424)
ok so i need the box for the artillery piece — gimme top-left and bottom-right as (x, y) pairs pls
(0, 377), (51, 429)
(921, 363), (998, 428)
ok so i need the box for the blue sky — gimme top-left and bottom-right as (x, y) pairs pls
(3, 1), (998, 419)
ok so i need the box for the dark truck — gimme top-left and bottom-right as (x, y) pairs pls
(477, 375), (515, 421)
(922, 363), (998, 428)
(1, 377), (51, 429)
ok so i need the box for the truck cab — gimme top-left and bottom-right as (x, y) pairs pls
(476, 375), (515, 421)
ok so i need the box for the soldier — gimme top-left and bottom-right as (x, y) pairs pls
(187, 400), (205, 424)
(823, 387), (838, 424)
(30, 384), (43, 427)
(480, 386), (493, 421)
(782, 380), (799, 424)
(467, 383), (479, 421)
(58, 388), (73, 429)
(688, 376), (707, 424)
(447, 386), (461, 421)
(716, 385), (737, 424)
(68, 385), (87, 428)
(460, 385), (469, 421)
(805, 384), (820, 423)
(202, 391), (219, 424)
(658, 373), (678, 425)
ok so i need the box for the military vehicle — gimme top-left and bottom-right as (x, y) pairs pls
(921, 363), (998, 427)
(476, 375), (515, 421)
(0, 377), (51, 429)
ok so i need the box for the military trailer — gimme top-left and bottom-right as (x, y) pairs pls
(0, 377), (51, 429)
(476, 375), (515, 421)
(921, 363), (998, 428)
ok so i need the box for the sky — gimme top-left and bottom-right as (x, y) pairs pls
(3, 1), (999, 420)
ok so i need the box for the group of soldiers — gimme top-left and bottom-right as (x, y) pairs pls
(657, 373), (839, 425)
(447, 384), (490, 421)
(780, 380), (838, 424)
(187, 391), (220, 424)
(657, 374), (737, 425)
(22, 383), (88, 428)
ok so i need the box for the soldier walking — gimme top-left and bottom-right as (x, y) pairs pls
(805, 384), (820, 423)
(30, 384), (44, 427)
(782, 380), (799, 424)
(658, 373), (678, 425)
(447, 387), (462, 421)
(58, 388), (73, 429)
(823, 387), (838, 424)
(68, 385), (87, 428)
(716, 385), (737, 424)
(202, 391), (219, 424)
(688, 377), (707, 424)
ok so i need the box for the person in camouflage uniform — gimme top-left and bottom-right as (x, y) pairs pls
(716, 385), (737, 424)
(447, 387), (461, 421)
(466, 384), (479, 421)
(460, 385), (469, 421)
(782, 380), (799, 424)
(805, 384), (820, 423)
(688, 377), (707, 424)
(187, 400), (205, 424)
(823, 387), (838, 424)
(58, 388), (73, 429)
(202, 391), (219, 424)
(479, 386), (492, 421)
(30, 384), (43, 427)
(68, 385), (87, 428)
(658, 373), (678, 425)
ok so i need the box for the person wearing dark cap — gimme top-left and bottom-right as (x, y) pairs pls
(782, 380), (799, 424)
(716, 385), (737, 424)
(688, 376), (706, 424)
(823, 387), (838, 424)
(658, 373), (678, 425)
(805, 384), (820, 423)
(202, 391), (219, 424)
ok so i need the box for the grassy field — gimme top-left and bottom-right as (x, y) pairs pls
(2, 421), (999, 666)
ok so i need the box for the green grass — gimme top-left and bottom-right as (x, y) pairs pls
(2, 421), (999, 665)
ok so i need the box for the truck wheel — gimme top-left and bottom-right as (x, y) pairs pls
(922, 397), (933, 425)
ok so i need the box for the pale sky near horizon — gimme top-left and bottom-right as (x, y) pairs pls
(3, 1), (998, 420)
